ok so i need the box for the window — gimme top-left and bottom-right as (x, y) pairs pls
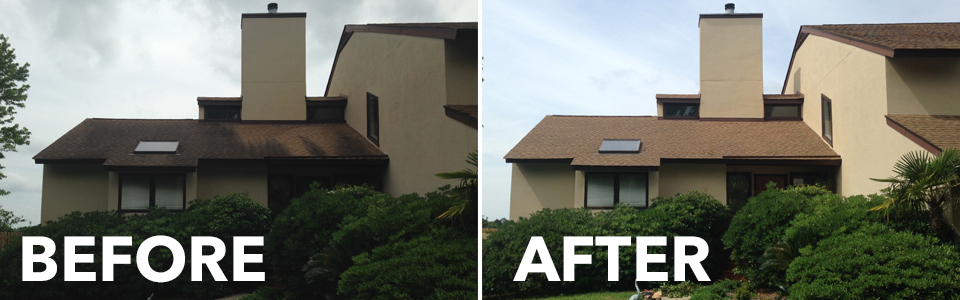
(599, 139), (641, 153)
(307, 106), (345, 122)
(821, 95), (833, 145)
(663, 104), (699, 118)
(204, 105), (241, 120)
(119, 174), (185, 211)
(585, 173), (648, 208)
(764, 105), (801, 120)
(366, 93), (380, 146)
(134, 141), (179, 154)
(726, 172), (751, 212)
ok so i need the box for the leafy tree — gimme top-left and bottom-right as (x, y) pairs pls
(435, 151), (477, 223)
(871, 149), (960, 242)
(0, 34), (31, 196)
(0, 203), (25, 231)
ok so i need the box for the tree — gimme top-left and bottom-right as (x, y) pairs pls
(0, 203), (25, 231)
(871, 148), (960, 242)
(0, 34), (31, 196)
(436, 151), (477, 224)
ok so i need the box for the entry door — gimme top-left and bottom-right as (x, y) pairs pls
(754, 174), (786, 195)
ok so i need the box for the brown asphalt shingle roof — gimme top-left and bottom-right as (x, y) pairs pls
(887, 115), (960, 152)
(806, 23), (960, 50)
(504, 116), (839, 167)
(34, 119), (386, 167)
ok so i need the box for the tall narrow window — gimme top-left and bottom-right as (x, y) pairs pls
(821, 95), (833, 145)
(367, 93), (379, 146)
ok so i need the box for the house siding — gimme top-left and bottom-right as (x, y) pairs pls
(40, 164), (110, 223)
(886, 57), (960, 115)
(327, 32), (478, 197)
(785, 34), (925, 196)
(658, 164), (727, 204)
(509, 163), (575, 220)
(196, 164), (269, 207)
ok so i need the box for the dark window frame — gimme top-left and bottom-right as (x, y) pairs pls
(726, 171), (752, 212)
(118, 173), (187, 213)
(662, 103), (700, 119)
(584, 172), (649, 209)
(203, 105), (242, 121)
(821, 95), (833, 146)
(753, 174), (788, 196)
(763, 104), (803, 120)
(789, 172), (820, 187)
(366, 93), (380, 146)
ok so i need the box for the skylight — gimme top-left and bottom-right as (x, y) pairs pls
(599, 139), (641, 153)
(134, 141), (179, 154)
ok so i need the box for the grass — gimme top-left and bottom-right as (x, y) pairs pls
(516, 291), (640, 300)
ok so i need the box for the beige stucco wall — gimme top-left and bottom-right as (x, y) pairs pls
(444, 31), (479, 105)
(658, 163), (727, 204)
(784, 34), (926, 196)
(886, 57), (960, 115)
(326, 32), (477, 197)
(40, 164), (109, 223)
(241, 16), (306, 120)
(509, 163), (576, 220)
(699, 17), (764, 118)
(196, 164), (269, 206)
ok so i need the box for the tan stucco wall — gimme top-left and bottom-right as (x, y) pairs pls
(40, 164), (109, 223)
(784, 35), (926, 196)
(658, 164), (726, 204)
(886, 57), (960, 115)
(444, 31), (479, 105)
(241, 17), (306, 120)
(196, 164), (269, 206)
(699, 17), (764, 118)
(326, 32), (477, 197)
(509, 163), (575, 220)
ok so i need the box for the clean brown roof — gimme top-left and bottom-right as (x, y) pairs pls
(504, 116), (839, 167)
(806, 23), (960, 51)
(887, 115), (960, 152)
(34, 119), (386, 167)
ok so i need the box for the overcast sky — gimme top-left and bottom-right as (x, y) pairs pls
(481, 0), (960, 220)
(0, 0), (478, 226)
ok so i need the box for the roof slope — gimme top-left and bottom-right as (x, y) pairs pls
(504, 116), (839, 167)
(34, 119), (386, 167)
(806, 23), (960, 51)
(887, 115), (960, 153)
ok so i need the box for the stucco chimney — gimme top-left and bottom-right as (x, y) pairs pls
(240, 5), (307, 120)
(698, 5), (763, 118)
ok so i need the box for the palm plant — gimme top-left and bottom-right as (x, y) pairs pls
(436, 151), (478, 222)
(870, 148), (960, 242)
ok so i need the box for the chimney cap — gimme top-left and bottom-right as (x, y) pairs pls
(268, 3), (278, 13)
(724, 3), (735, 13)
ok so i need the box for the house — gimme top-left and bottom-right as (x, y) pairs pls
(33, 5), (477, 222)
(504, 4), (960, 220)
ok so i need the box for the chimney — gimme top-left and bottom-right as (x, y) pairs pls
(698, 4), (764, 118)
(240, 4), (307, 120)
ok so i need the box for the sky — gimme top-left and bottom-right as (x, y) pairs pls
(481, 0), (960, 220)
(0, 0), (478, 226)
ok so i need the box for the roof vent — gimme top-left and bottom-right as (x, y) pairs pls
(599, 139), (641, 154)
(724, 3), (735, 14)
(267, 3), (278, 13)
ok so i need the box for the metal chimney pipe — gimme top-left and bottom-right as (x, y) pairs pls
(725, 3), (735, 14)
(268, 3), (278, 13)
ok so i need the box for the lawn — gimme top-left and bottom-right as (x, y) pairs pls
(517, 291), (640, 300)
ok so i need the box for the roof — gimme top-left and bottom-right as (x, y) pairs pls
(444, 105), (478, 129)
(34, 119), (386, 168)
(886, 115), (960, 154)
(504, 116), (839, 167)
(325, 22), (477, 96)
(783, 22), (960, 93)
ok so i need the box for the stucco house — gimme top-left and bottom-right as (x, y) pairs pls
(505, 5), (960, 220)
(34, 5), (477, 222)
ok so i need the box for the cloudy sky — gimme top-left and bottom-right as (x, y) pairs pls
(481, 0), (960, 220)
(0, 0), (477, 226)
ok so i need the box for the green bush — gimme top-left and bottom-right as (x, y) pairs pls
(484, 191), (731, 298)
(786, 224), (960, 299)
(722, 186), (830, 286)
(337, 226), (476, 300)
(0, 193), (271, 300)
(689, 280), (740, 300)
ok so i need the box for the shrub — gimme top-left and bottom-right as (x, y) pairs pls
(337, 226), (476, 300)
(786, 223), (960, 299)
(689, 279), (740, 300)
(0, 194), (271, 300)
(722, 186), (830, 286)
